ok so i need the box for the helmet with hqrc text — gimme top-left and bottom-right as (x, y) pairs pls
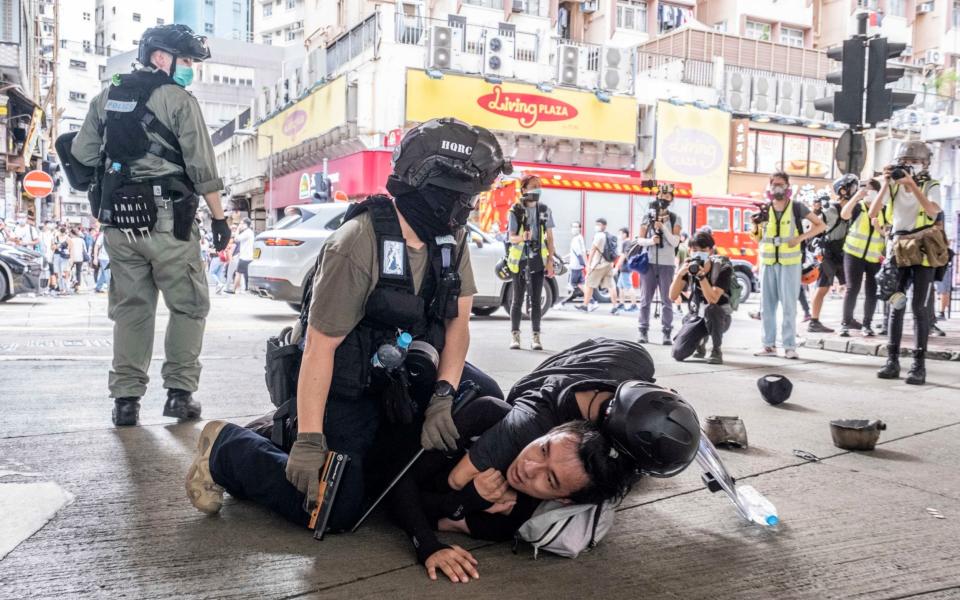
(601, 381), (701, 478)
(138, 24), (211, 68)
(391, 118), (513, 196)
(832, 173), (859, 198)
(895, 141), (932, 167)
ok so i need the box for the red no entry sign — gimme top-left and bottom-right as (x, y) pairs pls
(23, 170), (54, 199)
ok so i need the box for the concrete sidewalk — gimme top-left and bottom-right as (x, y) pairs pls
(1, 292), (959, 599)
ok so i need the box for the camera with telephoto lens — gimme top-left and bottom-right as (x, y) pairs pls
(687, 257), (705, 276)
(751, 202), (771, 225)
(890, 163), (914, 181)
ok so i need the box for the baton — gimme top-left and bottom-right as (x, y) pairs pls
(350, 381), (480, 533)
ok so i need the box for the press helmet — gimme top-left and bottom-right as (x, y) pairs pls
(138, 24), (211, 69)
(391, 118), (513, 196)
(832, 173), (859, 198)
(895, 141), (932, 167)
(600, 381), (701, 478)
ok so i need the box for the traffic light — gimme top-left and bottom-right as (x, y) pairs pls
(313, 174), (331, 203)
(814, 38), (865, 126)
(864, 38), (915, 125)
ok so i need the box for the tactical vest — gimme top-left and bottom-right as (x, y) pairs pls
(843, 200), (886, 264)
(322, 195), (462, 401)
(760, 201), (803, 266)
(884, 180), (939, 268)
(103, 70), (186, 170)
(507, 202), (550, 273)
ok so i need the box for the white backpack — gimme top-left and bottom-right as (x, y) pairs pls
(515, 499), (617, 559)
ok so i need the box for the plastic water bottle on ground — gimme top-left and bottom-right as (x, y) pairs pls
(372, 332), (413, 371)
(735, 485), (779, 527)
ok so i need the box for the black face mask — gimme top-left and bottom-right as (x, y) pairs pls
(390, 180), (476, 241)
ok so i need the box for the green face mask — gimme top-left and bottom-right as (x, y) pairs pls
(173, 64), (194, 87)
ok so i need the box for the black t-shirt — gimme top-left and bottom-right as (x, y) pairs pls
(683, 259), (733, 308)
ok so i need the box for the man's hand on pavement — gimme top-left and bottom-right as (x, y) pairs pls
(425, 545), (480, 583)
(285, 432), (328, 504)
(421, 392), (459, 451)
(211, 218), (232, 252)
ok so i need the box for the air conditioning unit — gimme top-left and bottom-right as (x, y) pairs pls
(581, 0), (599, 13)
(724, 71), (751, 113)
(484, 28), (516, 78)
(600, 46), (629, 92)
(916, 1), (934, 14)
(924, 48), (943, 65)
(901, 45), (913, 57)
(512, 0), (526, 13)
(558, 44), (580, 86)
(776, 80), (799, 117)
(751, 75), (776, 113)
(427, 25), (456, 71)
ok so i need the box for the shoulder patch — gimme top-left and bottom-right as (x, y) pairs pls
(382, 240), (406, 277)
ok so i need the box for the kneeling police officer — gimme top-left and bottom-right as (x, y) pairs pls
(186, 118), (513, 531)
(68, 24), (232, 426)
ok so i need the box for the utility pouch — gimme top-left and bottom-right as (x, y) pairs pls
(172, 191), (199, 241)
(429, 273), (461, 321)
(110, 182), (158, 233)
(265, 333), (302, 409)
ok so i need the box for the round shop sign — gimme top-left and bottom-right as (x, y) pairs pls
(283, 109), (308, 137)
(661, 127), (723, 177)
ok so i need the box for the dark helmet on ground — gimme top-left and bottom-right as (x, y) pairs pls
(391, 117), (513, 196)
(495, 257), (512, 281)
(138, 24), (211, 68)
(600, 381), (700, 478)
(832, 173), (859, 198)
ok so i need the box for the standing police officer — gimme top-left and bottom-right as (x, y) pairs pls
(70, 25), (232, 426)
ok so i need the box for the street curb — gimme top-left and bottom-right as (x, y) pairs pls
(801, 338), (959, 361)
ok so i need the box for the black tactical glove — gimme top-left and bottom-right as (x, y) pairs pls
(285, 432), (328, 507)
(421, 392), (460, 451)
(211, 218), (231, 252)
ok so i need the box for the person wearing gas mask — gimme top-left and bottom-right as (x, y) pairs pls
(68, 24), (231, 426)
(184, 118), (513, 532)
(668, 231), (734, 365)
(750, 171), (825, 359)
(839, 179), (885, 337)
(869, 141), (943, 385)
(506, 174), (557, 350)
(807, 177), (856, 334)
(635, 184), (683, 344)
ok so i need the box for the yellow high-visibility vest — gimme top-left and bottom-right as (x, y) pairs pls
(507, 204), (549, 273)
(760, 202), (802, 266)
(843, 200), (886, 263)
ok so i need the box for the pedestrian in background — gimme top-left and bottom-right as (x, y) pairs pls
(635, 184), (682, 344)
(506, 174), (556, 350)
(93, 231), (111, 293)
(561, 220), (586, 306)
(577, 217), (619, 314)
(225, 224), (240, 293)
(612, 227), (638, 313)
(232, 217), (255, 293)
(751, 171), (825, 358)
(69, 227), (86, 292)
(839, 179), (885, 337)
(807, 179), (855, 334)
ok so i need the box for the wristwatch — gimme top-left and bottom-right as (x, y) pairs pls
(434, 380), (455, 398)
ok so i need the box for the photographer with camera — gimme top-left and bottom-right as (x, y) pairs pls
(668, 231), (734, 364)
(839, 179), (885, 337)
(869, 142), (943, 385)
(751, 172), (825, 359)
(807, 176), (857, 334)
(634, 183), (683, 345)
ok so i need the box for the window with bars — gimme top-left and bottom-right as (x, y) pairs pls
(616, 0), (647, 32)
(888, 0), (905, 17)
(69, 91), (87, 102)
(263, 3), (272, 16)
(744, 20), (771, 42)
(780, 26), (804, 48)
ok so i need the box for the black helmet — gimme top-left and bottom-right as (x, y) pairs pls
(832, 173), (859, 198)
(138, 24), (211, 68)
(391, 118), (513, 196)
(601, 381), (700, 478)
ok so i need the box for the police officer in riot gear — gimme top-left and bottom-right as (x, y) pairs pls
(185, 118), (513, 532)
(70, 24), (231, 426)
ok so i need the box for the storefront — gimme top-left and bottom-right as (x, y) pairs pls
(266, 150), (394, 214)
(727, 119), (844, 198)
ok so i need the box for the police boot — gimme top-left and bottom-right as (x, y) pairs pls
(662, 329), (673, 346)
(112, 397), (141, 427)
(637, 329), (649, 344)
(876, 347), (901, 380)
(905, 350), (926, 386)
(163, 389), (202, 420)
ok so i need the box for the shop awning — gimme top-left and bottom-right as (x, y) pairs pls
(524, 170), (693, 197)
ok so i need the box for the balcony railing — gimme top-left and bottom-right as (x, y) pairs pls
(394, 13), (539, 63)
(326, 12), (379, 78)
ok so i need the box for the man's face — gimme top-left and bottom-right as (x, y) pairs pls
(506, 430), (589, 501)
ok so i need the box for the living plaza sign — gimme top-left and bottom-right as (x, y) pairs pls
(405, 70), (636, 145)
(477, 86), (578, 129)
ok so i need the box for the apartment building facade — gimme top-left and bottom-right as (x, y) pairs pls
(175, 0), (253, 42)
(95, 0), (174, 57)
(253, 0), (304, 46)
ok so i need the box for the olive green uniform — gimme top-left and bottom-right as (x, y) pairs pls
(72, 69), (222, 398)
